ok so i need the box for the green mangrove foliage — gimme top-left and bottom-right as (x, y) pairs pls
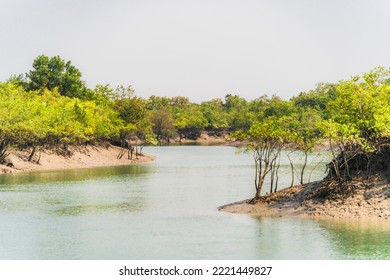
(0, 83), (122, 147)
(323, 67), (390, 181)
(233, 67), (390, 199)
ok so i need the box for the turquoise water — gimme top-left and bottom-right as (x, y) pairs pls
(0, 146), (389, 259)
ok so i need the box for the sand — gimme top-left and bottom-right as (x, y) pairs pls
(0, 143), (155, 174)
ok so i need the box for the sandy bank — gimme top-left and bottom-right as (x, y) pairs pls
(0, 144), (155, 174)
(219, 178), (390, 219)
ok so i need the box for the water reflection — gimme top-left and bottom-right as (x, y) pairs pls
(0, 164), (152, 216)
(52, 201), (145, 216)
(317, 219), (390, 259)
(253, 217), (335, 259)
(0, 164), (153, 186)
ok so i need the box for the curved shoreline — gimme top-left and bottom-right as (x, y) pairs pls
(0, 144), (155, 174)
(219, 179), (390, 220)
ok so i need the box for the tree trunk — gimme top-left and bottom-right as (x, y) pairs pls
(287, 152), (295, 187)
(117, 148), (125, 159)
(28, 146), (36, 162)
(274, 155), (281, 192)
(300, 150), (308, 185)
(270, 166), (275, 194)
(36, 150), (41, 164)
(0, 140), (9, 164)
(255, 175), (265, 199)
(128, 145), (134, 160)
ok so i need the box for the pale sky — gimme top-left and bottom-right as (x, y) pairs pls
(1, 0), (390, 102)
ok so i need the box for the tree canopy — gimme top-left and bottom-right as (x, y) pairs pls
(12, 55), (92, 99)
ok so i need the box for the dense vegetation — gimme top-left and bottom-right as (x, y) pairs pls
(1, 55), (390, 200)
(233, 68), (390, 199)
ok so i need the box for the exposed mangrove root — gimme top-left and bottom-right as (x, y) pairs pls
(0, 140), (9, 164)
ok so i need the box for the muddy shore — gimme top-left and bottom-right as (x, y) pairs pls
(219, 178), (390, 219)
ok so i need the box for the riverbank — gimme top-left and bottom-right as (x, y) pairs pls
(156, 130), (237, 145)
(0, 143), (155, 174)
(219, 176), (390, 219)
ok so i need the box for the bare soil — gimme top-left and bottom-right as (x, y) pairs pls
(219, 176), (390, 219)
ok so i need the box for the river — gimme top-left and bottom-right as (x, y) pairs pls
(0, 145), (389, 259)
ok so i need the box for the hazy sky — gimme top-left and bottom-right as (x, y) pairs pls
(1, 0), (390, 102)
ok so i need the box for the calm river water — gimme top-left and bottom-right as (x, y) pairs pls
(0, 146), (389, 259)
